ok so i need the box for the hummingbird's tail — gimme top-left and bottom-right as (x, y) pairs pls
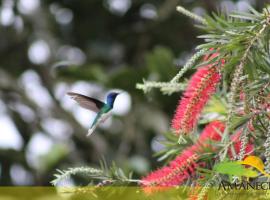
(87, 124), (97, 136)
(86, 110), (112, 136)
(86, 112), (101, 136)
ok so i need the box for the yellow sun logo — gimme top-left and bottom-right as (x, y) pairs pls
(213, 156), (270, 178)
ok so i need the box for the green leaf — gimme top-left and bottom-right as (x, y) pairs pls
(229, 114), (252, 131)
(213, 161), (258, 177)
(230, 12), (260, 21)
(203, 95), (227, 115)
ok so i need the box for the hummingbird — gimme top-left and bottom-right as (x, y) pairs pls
(67, 92), (120, 136)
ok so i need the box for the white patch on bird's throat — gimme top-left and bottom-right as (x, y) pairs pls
(100, 110), (112, 123)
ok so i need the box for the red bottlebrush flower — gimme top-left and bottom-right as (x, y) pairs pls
(141, 149), (199, 194)
(141, 121), (225, 194)
(203, 48), (220, 62)
(198, 121), (225, 143)
(186, 125), (253, 200)
(171, 53), (223, 135)
(195, 121), (225, 154)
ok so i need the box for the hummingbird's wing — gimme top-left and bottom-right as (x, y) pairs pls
(67, 92), (105, 113)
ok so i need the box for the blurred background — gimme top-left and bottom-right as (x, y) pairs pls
(0, 0), (268, 186)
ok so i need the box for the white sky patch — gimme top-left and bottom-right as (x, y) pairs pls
(111, 90), (131, 116)
(106, 0), (131, 15)
(99, 116), (112, 130)
(11, 103), (35, 123)
(10, 164), (34, 185)
(140, 4), (157, 19)
(0, 115), (23, 150)
(192, 7), (206, 17)
(151, 135), (166, 153)
(54, 82), (69, 101)
(19, 70), (53, 109)
(60, 95), (75, 112)
(55, 82), (76, 112)
(55, 8), (73, 25)
(41, 118), (73, 139)
(73, 107), (96, 129)
(18, 0), (40, 15)
(57, 45), (86, 65)
(220, 0), (235, 12)
(236, 0), (251, 12)
(28, 40), (51, 65)
(26, 133), (54, 168)
(55, 178), (75, 188)
(70, 81), (102, 95)
(202, 113), (223, 121)
(0, 7), (15, 26)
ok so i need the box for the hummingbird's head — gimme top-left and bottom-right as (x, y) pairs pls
(106, 92), (120, 107)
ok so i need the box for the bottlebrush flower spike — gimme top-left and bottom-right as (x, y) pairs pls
(198, 120), (225, 143)
(171, 51), (224, 135)
(141, 147), (200, 194)
(186, 126), (253, 200)
(141, 121), (224, 194)
(188, 129), (254, 200)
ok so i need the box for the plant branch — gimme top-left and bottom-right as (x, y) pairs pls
(136, 80), (186, 94)
(170, 49), (207, 83)
(176, 6), (207, 25)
